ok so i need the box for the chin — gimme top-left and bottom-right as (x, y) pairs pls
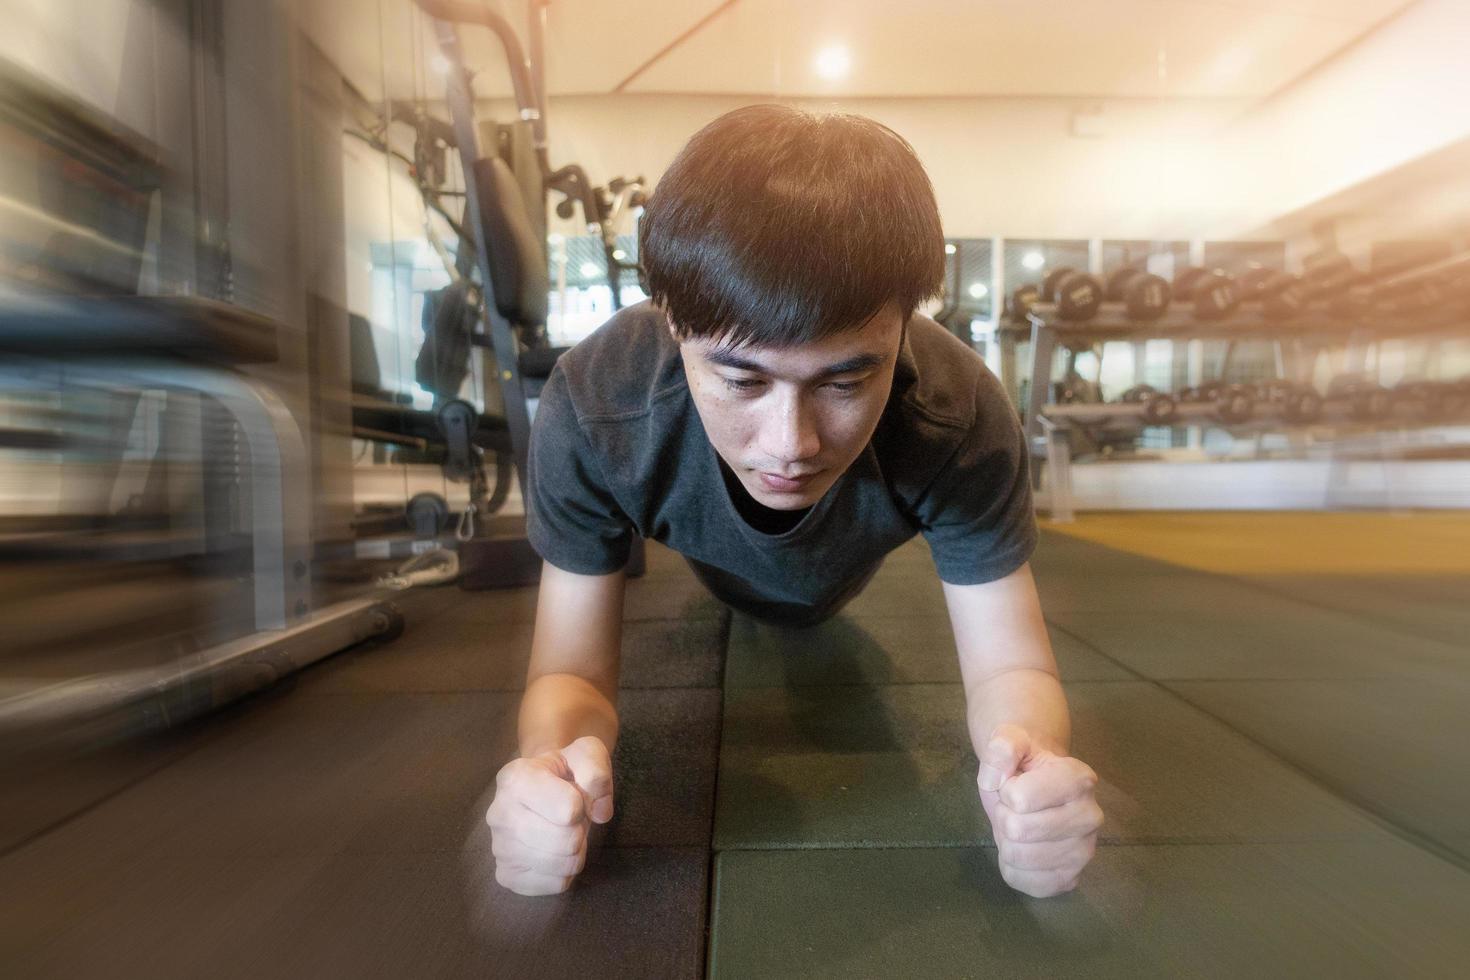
(748, 478), (827, 510)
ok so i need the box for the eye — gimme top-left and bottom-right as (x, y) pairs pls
(721, 377), (765, 393)
(825, 379), (865, 394)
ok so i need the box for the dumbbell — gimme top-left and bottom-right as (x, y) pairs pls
(1257, 380), (1324, 424)
(1121, 384), (1178, 425)
(1173, 267), (1241, 320)
(1010, 283), (1040, 321)
(1327, 375), (1394, 422)
(1040, 266), (1105, 321)
(1393, 380), (1469, 422)
(1237, 267), (1308, 321)
(1105, 266), (1172, 321)
(1180, 381), (1256, 424)
(1302, 253), (1376, 316)
(1371, 274), (1449, 317)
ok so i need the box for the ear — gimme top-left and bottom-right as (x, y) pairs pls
(666, 313), (681, 342)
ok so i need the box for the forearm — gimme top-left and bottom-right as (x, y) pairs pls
(964, 667), (1071, 759)
(518, 673), (619, 758)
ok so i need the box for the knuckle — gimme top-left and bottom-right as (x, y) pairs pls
(535, 852), (579, 877)
(496, 760), (525, 790)
(1003, 812), (1030, 843)
(547, 825), (583, 856)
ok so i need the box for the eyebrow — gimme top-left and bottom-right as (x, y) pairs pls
(705, 349), (885, 379)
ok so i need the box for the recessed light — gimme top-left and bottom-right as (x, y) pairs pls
(814, 44), (851, 80)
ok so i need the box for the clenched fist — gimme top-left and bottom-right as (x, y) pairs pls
(486, 735), (615, 896)
(977, 723), (1103, 898)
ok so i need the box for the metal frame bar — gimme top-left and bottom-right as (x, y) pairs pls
(2, 358), (310, 630)
(424, 19), (536, 503)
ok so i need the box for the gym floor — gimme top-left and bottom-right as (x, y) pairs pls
(3, 513), (1469, 977)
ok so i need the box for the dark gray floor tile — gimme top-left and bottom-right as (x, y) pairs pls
(1243, 573), (1470, 649)
(1067, 682), (1385, 843)
(306, 614), (726, 692)
(603, 688), (722, 848)
(715, 682), (1385, 849)
(1047, 605), (1466, 681)
(709, 841), (1470, 979)
(2, 846), (707, 980)
(724, 612), (1130, 688)
(0, 730), (210, 855)
(1169, 677), (1470, 861)
(716, 684), (981, 848)
(1029, 530), (1283, 615)
(444, 582), (541, 623)
(4, 686), (718, 865)
(841, 564), (950, 617)
(623, 571), (725, 621)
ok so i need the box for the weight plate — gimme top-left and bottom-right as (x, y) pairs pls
(1105, 267), (1140, 301)
(1214, 384), (1255, 425)
(1056, 272), (1104, 321)
(1041, 266), (1076, 303)
(1237, 266), (1276, 294)
(1123, 273), (1171, 321)
(1192, 272), (1241, 321)
(1284, 389), (1323, 424)
(1143, 394), (1177, 425)
(1010, 284), (1040, 320)
(1262, 274), (1307, 320)
(1173, 266), (1209, 299)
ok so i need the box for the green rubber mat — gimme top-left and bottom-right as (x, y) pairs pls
(1242, 573), (1470, 649)
(309, 613), (727, 692)
(709, 841), (1470, 978)
(1170, 677), (1470, 863)
(724, 612), (1131, 688)
(1047, 605), (1465, 681)
(714, 682), (1385, 850)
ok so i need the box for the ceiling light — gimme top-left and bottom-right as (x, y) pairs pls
(945, 243), (957, 255)
(548, 233), (565, 246)
(580, 262), (600, 278)
(814, 44), (851, 80)
(612, 249), (627, 261)
(968, 283), (989, 299)
(1022, 251), (1045, 271)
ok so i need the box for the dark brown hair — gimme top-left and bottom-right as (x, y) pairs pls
(639, 104), (945, 348)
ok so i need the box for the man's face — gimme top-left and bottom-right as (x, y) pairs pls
(673, 304), (905, 511)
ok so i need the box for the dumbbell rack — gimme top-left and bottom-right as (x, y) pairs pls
(1001, 302), (1470, 521)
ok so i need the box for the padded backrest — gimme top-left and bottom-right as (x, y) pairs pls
(348, 313), (383, 396)
(471, 156), (549, 329)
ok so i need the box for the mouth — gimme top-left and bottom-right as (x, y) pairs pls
(757, 470), (820, 493)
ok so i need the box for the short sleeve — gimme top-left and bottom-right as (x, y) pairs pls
(524, 366), (634, 574)
(913, 371), (1037, 585)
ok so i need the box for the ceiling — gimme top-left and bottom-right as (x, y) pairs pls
(304, 0), (1419, 104)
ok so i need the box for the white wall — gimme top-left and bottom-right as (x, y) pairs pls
(0, 0), (181, 143)
(476, 94), (1247, 242)
(1215, 0), (1470, 241)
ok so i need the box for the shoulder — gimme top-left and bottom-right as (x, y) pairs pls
(554, 300), (687, 422)
(896, 314), (1005, 430)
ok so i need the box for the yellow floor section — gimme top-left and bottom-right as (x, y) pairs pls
(1047, 512), (1470, 575)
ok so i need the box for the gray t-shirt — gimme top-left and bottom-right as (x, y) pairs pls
(525, 301), (1036, 624)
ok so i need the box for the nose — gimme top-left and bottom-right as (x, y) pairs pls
(758, 390), (821, 467)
